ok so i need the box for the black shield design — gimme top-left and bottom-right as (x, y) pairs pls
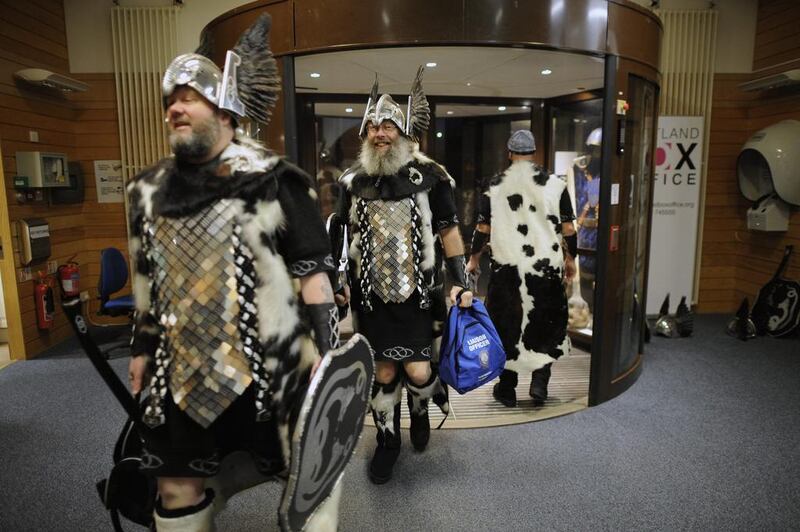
(279, 333), (374, 531)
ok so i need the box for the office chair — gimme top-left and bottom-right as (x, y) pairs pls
(96, 247), (135, 359)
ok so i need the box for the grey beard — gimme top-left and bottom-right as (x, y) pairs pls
(169, 118), (219, 162)
(359, 136), (414, 176)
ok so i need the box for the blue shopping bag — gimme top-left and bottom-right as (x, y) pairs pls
(439, 298), (506, 394)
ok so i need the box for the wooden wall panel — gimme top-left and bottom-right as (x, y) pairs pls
(0, 1), (127, 359)
(753, 0), (800, 71)
(697, 70), (800, 314)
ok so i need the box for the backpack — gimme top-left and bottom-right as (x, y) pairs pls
(439, 298), (506, 394)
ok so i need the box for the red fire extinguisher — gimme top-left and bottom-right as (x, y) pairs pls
(35, 272), (55, 330)
(57, 258), (80, 297)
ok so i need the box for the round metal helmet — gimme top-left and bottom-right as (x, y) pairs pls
(654, 315), (678, 338)
(586, 127), (602, 147)
(361, 94), (406, 137)
(162, 53), (223, 108)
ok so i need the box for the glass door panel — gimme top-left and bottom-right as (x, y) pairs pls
(614, 75), (657, 376)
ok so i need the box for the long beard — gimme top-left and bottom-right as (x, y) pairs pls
(169, 116), (220, 162)
(359, 136), (414, 176)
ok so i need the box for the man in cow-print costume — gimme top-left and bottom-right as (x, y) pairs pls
(334, 68), (473, 484)
(467, 130), (576, 408)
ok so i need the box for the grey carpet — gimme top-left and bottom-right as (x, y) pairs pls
(1, 315), (798, 531)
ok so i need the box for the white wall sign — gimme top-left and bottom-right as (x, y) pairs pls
(647, 116), (704, 315)
(93, 160), (124, 203)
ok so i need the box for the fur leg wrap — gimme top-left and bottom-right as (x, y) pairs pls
(304, 478), (342, 532)
(407, 372), (449, 416)
(154, 489), (215, 532)
(406, 373), (443, 452)
(369, 380), (402, 483)
(370, 379), (402, 449)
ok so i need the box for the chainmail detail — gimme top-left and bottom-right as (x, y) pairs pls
(232, 224), (272, 422)
(356, 198), (374, 312)
(410, 196), (430, 309)
(356, 195), (430, 311)
(140, 218), (274, 427)
(142, 218), (170, 428)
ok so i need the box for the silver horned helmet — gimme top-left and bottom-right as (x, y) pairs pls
(359, 66), (430, 141)
(161, 13), (280, 125)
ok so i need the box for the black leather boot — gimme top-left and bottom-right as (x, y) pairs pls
(530, 363), (552, 407)
(493, 370), (517, 407)
(369, 381), (402, 484)
(406, 388), (430, 452)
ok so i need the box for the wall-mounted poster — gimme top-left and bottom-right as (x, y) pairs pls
(646, 116), (704, 315)
(93, 160), (124, 203)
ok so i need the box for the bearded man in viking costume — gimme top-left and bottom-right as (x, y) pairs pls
(126, 15), (371, 531)
(333, 68), (473, 484)
(467, 130), (576, 408)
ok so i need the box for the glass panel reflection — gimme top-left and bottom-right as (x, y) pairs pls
(549, 98), (603, 337)
(614, 76), (657, 376)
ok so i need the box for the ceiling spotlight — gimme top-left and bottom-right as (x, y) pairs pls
(446, 110), (454, 115)
(310, 72), (321, 78)
(498, 106), (507, 111)
(436, 131), (444, 138)
(541, 68), (552, 75)
(345, 107), (353, 113)
(466, 82), (471, 86)
(426, 62), (438, 67)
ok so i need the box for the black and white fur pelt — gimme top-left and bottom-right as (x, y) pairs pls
(127, 134), (319, 465)
(486, 160), (570, 374)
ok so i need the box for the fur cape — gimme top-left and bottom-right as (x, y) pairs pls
(127, 134), (318, 465)
(338, 148), (455, 282)
(485, 160), (570, 374)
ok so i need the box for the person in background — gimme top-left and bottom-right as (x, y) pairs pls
(467, 129), (576, 408)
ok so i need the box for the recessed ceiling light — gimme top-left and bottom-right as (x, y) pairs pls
(498, 106), (507, 111)
(310, 72), (321, 78)
(426, 62), (437, 67)
(436, 132), (443, 138)
(345, 108), (353, 113)
(446, 110), (454, 115)
(541, 68), (552, 75)
(466, 82), (471, 86)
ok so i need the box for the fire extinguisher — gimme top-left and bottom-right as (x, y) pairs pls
(57, 258), (80, 297)
(35, 272), (55, 330)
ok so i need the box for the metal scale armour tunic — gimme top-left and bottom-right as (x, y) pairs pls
(150, 199), (252, 428)
(366, 198), (417, 303)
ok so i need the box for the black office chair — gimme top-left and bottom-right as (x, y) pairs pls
(96, 247), (135, 358)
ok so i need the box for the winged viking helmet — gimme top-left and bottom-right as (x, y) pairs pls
(161, 13), (280, 125)
(358, 66), (431, 141)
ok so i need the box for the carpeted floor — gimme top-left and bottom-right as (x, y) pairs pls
(1, 315), (798, 531)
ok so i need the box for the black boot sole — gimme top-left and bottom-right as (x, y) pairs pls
(368, 468), (392, 485)
(493, 383), (517, 407)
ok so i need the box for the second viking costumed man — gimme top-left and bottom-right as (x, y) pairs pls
(334, 68), (474, 484)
